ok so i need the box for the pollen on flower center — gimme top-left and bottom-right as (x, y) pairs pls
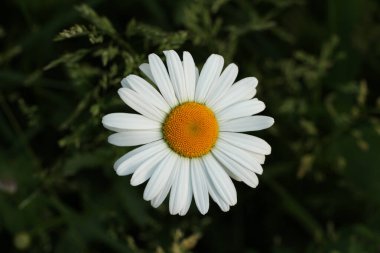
(162, 102), (219, 158)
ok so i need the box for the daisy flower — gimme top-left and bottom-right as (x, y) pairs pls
(102, 50), (274, 215)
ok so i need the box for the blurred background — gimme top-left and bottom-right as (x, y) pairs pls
(1, 0), (380, 252)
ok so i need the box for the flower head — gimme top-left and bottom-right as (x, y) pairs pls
(102, 50), (274, 215)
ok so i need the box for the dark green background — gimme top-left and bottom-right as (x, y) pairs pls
(1, 0), (379, 252)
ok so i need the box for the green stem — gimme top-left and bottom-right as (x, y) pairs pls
(0, 92), (41, 170)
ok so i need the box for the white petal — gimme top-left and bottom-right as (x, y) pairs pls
(216, 139), (263, 175)
(216, 99), (265, 122)
(223, 166), (242, 182)
(143, 152), (177, 201)
(183, 51), (196, 101)
(130, 148), (170, 186)
(118, 88), (166, 122)
(139, 63), (154, 81)
(206, 63), (238, 106)
(251, 152), (266, 164)
(202, 154), (237, 205)
(108, 130), (162, 147)
(114, 140), (166, 176)
(151, 164), (178, 208)
(164, 50), (188, 103)
(212, 77), (258, 112)
(169, 158), (190, 215)
(219, 132), (271, 155)
(195, 66), (199, 83)
(148, 53), (178, 107)
(122, 75), (171, 113)
(102, 113), (161, 132)
(179, 171), (193, 216)
(204, 163), (230, 212)
(220, 116), (274, 132)
(190, 158), (209, 215)
(195, 54), (224, 103)
(212, 148), (259, 188)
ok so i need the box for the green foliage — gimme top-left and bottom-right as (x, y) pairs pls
(0, 0), (379, 252)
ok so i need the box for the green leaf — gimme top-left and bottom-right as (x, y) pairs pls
(75, 4), (116, 35)
(43, 49), (90, 70)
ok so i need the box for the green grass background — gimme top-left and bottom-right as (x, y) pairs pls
(1, 0), (379, 252)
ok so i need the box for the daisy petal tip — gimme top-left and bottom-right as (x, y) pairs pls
(165, 49), (176, 54)
(143, 192), (151, 202)
(147, 54), (156, 63)
(107, 135), (115, 145)
(117, 87), (126, 96)
(124, 74), (133, 81)
(162, 50), (170, 56)
(130, 177), (139, 186)
(120, 77), (129, 87)
(101, 113), (114, 125)
(269, 117), (275, 127)
(148, 53), (160, 62)
(115, 169), (125, 176)
(216, 54), (224, 63)
(230, 63), (238, 71)
(113, 163), (119, 172)
(139, 63), (148, 69)
(247, 77), (258, 88)
(101, 115), (107, 125)
(266, 146), (272, 155)
(253, 76), (259, 82)
(211, 53), (223, 59)
(114, 164), (127, 176)
(150, 198), (162, 208)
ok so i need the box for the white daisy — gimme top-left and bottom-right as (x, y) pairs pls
(102, 50), (274, 215)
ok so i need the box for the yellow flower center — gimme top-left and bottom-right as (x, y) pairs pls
(162, 102), (219, 158)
